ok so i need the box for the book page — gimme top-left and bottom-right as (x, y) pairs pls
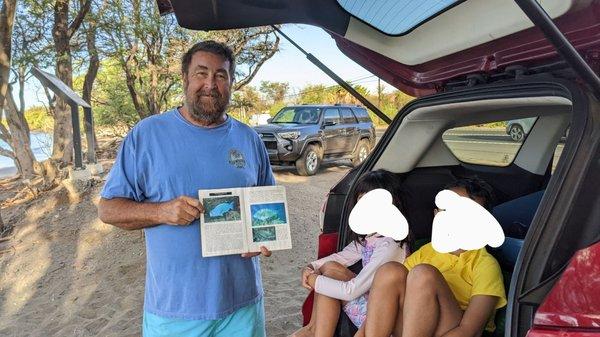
(199, 188), (247, 257)
(243, 186), (292, 253)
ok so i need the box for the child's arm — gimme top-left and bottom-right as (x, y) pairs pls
(312, 238), (407, 301)
(441, 296), (499, 337)
(309, 241), (362, 271)
(442, 253), (506, 337)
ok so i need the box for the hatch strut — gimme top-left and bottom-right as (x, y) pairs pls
(514, 0), (600, 99)
(271, 25), (392, 124)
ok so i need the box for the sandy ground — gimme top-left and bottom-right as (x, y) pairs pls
(0, 158), (351, 336)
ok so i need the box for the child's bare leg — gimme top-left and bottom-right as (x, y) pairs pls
(362, 262), (408, 337)
(314, 261), (355, 337)
(290, 297), (317, 337)
(291, 262), (355, 337)
(401, 264), (463, 337)
(312, 292), (343, 337)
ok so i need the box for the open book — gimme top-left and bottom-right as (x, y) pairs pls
(198, 185), (292, 257)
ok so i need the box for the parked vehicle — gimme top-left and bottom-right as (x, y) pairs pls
(253, 104), (376, 176)
(161, 1), (600, 337)
(506, 118), (536, 142)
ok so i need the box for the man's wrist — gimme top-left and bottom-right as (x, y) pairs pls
(153, 202), (164, 224)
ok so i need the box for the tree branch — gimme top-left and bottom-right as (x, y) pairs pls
(234, 35), (280, 91)
(0, 147), (15, 159)
(68, 0), (92, 38)
(0, 122), (11, 143)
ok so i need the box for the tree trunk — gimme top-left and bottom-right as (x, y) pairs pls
(123, 64), (146, 120)
(0, 0), (16, 113)
(5, 85), (37, 178)
(82, 21), (99, 150)
(51, 0), (91, 165)
(51, 0), (74, 164)
(148, 62), (160, 115)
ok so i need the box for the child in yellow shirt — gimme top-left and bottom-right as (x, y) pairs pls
(360, 178), (506, 337)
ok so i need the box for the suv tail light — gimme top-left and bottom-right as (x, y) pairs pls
(526, 241), (600, 337)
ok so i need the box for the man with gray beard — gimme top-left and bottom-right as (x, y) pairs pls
(98, 41), (275, 337)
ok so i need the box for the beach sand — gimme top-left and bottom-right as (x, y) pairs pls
(0, 162), (350, 336)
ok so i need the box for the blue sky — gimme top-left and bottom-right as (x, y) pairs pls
(21, 24), (394, 109)
(249, 24), (394, 95)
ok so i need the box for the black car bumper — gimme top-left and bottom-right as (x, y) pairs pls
(260, 133), (302, 163)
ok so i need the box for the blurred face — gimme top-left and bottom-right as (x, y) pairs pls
(183, 51), (232, 124)
(434, 187), (485, 216)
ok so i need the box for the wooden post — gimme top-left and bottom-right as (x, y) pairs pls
(83, 107), (96, 164)
(70, 103), (84, 169)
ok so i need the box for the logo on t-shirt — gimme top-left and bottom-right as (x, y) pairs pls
(228, 149), (246, 169)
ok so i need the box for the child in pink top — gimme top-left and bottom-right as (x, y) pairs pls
(292, 170), (413, 337)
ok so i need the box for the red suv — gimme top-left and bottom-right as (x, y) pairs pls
(160, 1), (600, 336)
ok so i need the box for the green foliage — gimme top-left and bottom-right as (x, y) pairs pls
(293, 82), (414, 125)
(297, 84), (330, 104)
(259, 81), (289, 104)
(230, 86), (267, 124)
(83, 58), (141, 128)
(269, 101), (286, 116)
(24, 106), (53, 131)
(484, 121), (507, 128)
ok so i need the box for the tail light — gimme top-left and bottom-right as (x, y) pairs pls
(526, 241), (600, 337)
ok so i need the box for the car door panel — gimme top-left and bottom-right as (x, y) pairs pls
(322, 108), (345, 154)
(339, 108), (360, 153)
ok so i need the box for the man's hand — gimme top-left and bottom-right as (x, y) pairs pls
(157, 196), (204, 225)
(241, 246), (272, 258)
(302, 265), (316, 290)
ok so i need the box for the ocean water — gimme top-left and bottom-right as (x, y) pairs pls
(0, 132), (52, 177)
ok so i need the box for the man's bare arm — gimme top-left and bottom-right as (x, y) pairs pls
(441, 295), (499, 337)
(98, 196), (204, 230)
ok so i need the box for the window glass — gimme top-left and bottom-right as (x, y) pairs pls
(442, 117), (537, 166)
(352, 108), (371, 122)
(324, 108), (341, 124)
(271, 109), (295, 123)
(271, 107), (320, 124)
(340, 108), (357, 124)
(337, 0), (460, 35)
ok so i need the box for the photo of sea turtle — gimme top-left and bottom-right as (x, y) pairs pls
(203, 196), (241, 223)
(250, 202), (287, 227)
(252, 226), (276, 242)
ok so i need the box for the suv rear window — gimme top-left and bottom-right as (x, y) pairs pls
(324, 108), (341, 124)
(340, 108), (357, 124)
(442, 118), (537, 167)
(352, 108), (371, 123)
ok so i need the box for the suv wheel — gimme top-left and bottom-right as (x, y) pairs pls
(351, 139), (370, 167)
(296, 144), (321, 176)
(509, 124), (525, 142)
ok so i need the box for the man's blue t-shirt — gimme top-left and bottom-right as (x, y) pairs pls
(101, 109), (275, 320)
